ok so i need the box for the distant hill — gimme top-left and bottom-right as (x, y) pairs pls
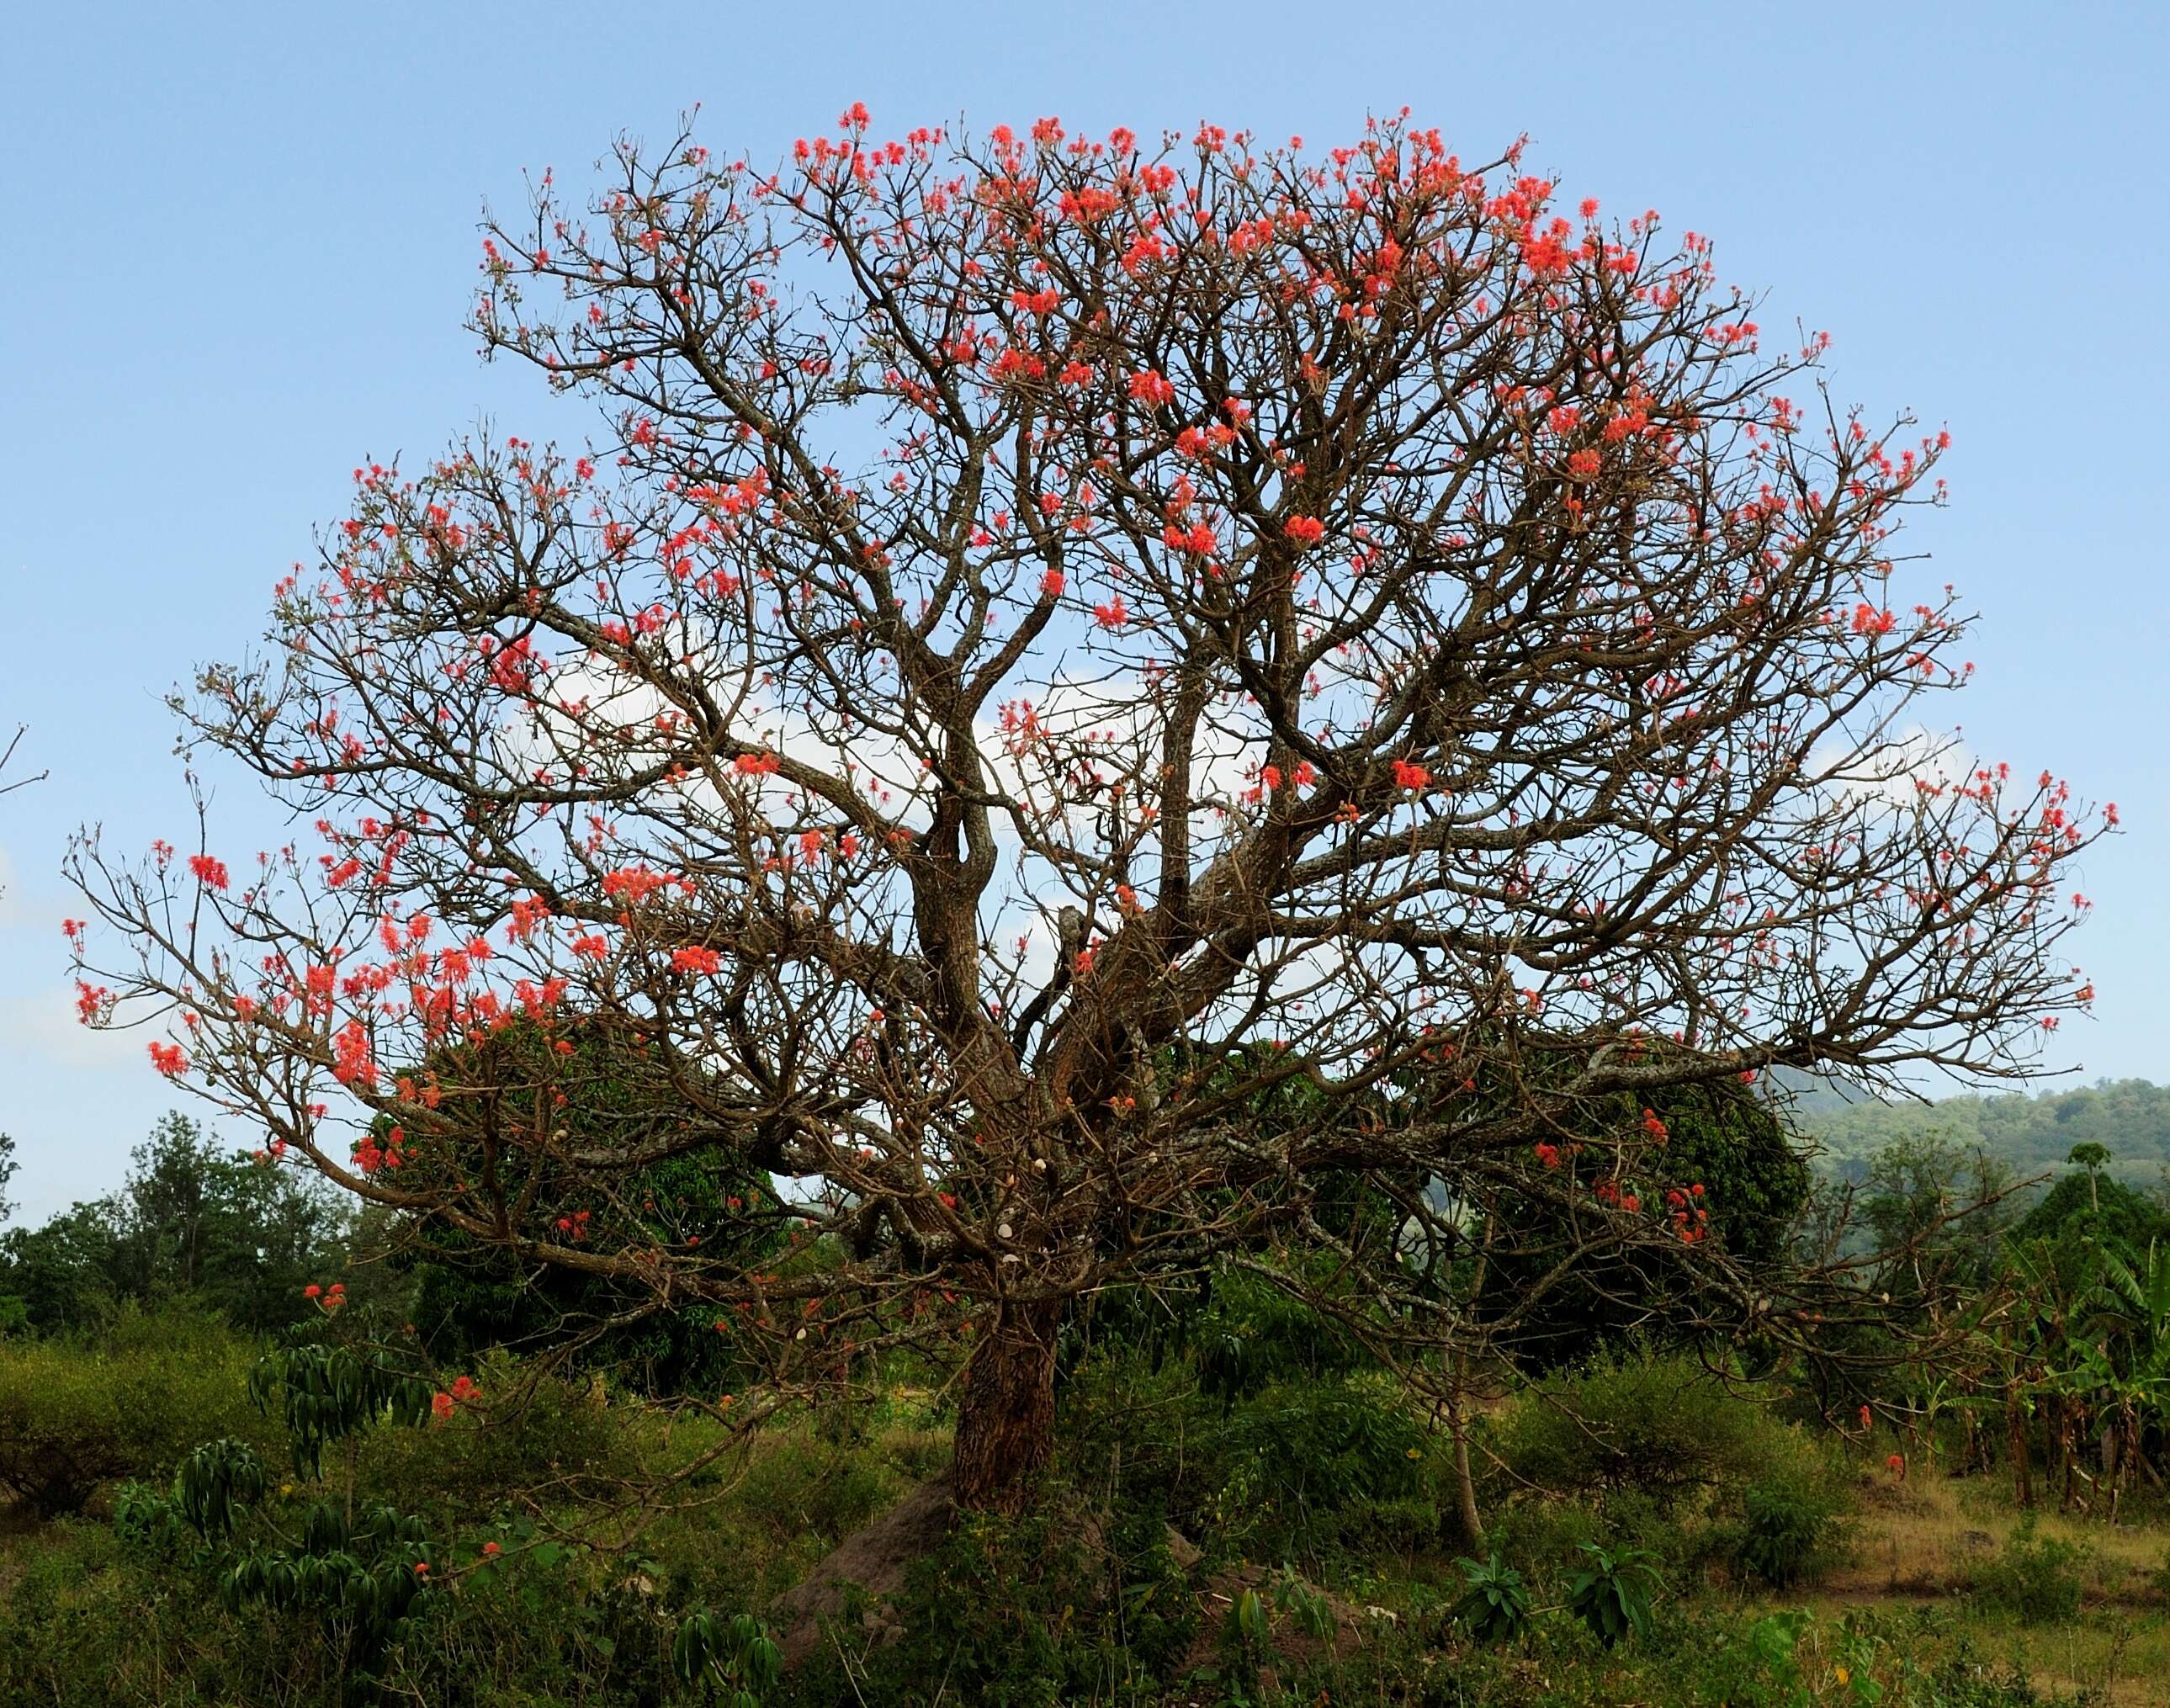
(1785, 1076), (2170, 1191)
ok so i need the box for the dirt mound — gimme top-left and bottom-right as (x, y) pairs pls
(1181, 1560), (1382, 1689)
(772, 1473), (958, 1665)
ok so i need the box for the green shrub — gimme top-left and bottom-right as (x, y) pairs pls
(1211, 1376), (1430, 1559)
(1493, 1350), (1816, 1514)
(726, 1424), (907, 1552)
(0, 1303), (270, 1516)
(1734, 1479), (1840, 1587)
(1969, 1516), (2087, 1625)
(351, 1350), (632, 1514)
(674, 1609), (783, 1704)
(1486, 1349), (1849, 1585)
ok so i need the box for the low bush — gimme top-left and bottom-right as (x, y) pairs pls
(351, 1349), (633, 1515)
(1967, 1515), (2088, 1625)
(1483, 1349), (1849, 1586)
(0, 1303), (271, 1516)
(1733, 1476), (1845, 1587)
(782, 1488), (1198, 1708)
(1210, 1375), (1433, 1561)
(1491, 1350), (1824, 1514)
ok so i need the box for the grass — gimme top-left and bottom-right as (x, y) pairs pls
(1756, 1466), (2170, 1705)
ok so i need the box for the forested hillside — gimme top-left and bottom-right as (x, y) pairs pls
(1793, 1078), (2170, 1191)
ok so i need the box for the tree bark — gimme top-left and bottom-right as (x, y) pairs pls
(2007, 1387), (2034, 1509)
(952, 1296), (1063, 1510)
(1447, 1398), (1484, 1553)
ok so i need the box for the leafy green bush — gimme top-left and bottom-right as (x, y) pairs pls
(1968, 1516), (2087, 1625)
(1211, 1376), (1430, 1558)
(1735, 1479), (1841, 1587)
(0, 1303), (271, 1515)
(1494, 1350), (1817, 1513)
(1486, 1349), (1849, 1585)
(674, 1610), (783, 1705)
(352, 1350), (632, 1514)
(722, 1424), (910, 1561)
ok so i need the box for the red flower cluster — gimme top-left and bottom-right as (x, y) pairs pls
(1665, 1186), (1711, 1244)
(432, 1373), (480, 1421)
(353, 1123), (407, 1175)
(1127, 368), (1176, 407)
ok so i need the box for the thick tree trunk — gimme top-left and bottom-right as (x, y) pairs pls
(952, 1296), (1063, 1510)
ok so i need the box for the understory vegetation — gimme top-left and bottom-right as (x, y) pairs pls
(6, 1118), (2170, 1707)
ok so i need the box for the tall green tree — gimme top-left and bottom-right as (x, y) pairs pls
(0, 1114), (349, 1334)
(369, 1020), (777, 1396)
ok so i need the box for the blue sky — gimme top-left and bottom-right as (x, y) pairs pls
(2, 0), (2164, 1224)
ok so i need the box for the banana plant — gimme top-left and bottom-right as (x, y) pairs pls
(2094, 1239), (2170, 1509)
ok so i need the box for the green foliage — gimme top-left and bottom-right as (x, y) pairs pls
(1805, 1078), (2170, 1196)
(1491, 1350), (1835, 1516)
(1736, 1481), (1839, 1588)
(217, 1498), (440, 1701)
(1565, 1541), (1661, 1647)
(0, 1113), (349, 1335)
(1056, 1267), (1443, 1567)
(1483, 1351), (1852, 1595)
(1844, 1134), (2025, 1298)
(673, 1610), (782, 1705)
(1967, 1516), (2087, 1625)
(1212, 1377), (1428, 1551)
(173, 1436), (267, 1538)
(2013, 1170), (2170, 1260)
(787, 1493), (1198, 1708)
(353, 1350), (635, 1514)
(1450, 1551), (1531, 1643)
(1268, 1563), (1335, 1639)
(1179, 1269), (1377, 1409)
(383, 1019), (776, 1399)
(0, 1302), (272, 1515)
(249, 1338), (435, 1480)
(1480, 1079), (1812, 1372)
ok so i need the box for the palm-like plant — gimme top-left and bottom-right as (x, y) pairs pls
(2094, 1240), (2170, 1514)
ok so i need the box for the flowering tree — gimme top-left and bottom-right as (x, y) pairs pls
(69, 110), (2104, 1509)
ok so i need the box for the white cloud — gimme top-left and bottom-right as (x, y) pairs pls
(1809, 724), (1973, 808)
